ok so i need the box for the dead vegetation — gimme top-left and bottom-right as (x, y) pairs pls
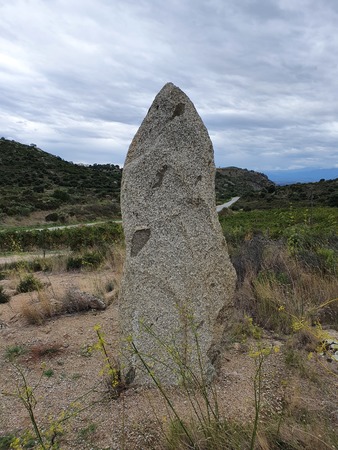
(0, 236), (337, 449)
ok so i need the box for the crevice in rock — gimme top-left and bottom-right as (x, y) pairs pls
(152, 165), (168, 188)
(171, 102), (185, 119)
(131, 228), (151, 257)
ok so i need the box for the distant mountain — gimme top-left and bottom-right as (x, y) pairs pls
(234, 177), (338, 210)
(265, 168), (338, 185)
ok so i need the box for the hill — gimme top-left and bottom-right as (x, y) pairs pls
(2, 138), (336, 224)
(234, 178), (338, 210)
(0, 139), (276, 224)
(0, 138), (122, 223)
(215, 166), (275, 201)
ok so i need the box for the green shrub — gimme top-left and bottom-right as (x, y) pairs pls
(78, 423), (97, 441)
(43, 368), (54, 378)
(0, 286), (10, 304)
(52, 189), (70, 202)
(82, 251), (104, 269)
(17, 274), (43, 293)
(66, 256), (83, 271)
(0, 434), (15, 450)
(45, 212), (59, 222)
(66, 251), (104, 271)
(316, 247), (337, 274)
(328, 192), (338, 207)
(0, 222), (123, 252)
(0, 271), (7, 281)
(5, 344), (26, 361)
(220, 207), (338, 248)
(30, 258), (51, 272)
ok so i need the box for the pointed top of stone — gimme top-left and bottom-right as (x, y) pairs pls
(155, 81), (188, 102)
(125, 82), (210, 165)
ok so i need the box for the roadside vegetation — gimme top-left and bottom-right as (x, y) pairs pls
(0, 221), (122, 254)
(0, 204), (337, 449)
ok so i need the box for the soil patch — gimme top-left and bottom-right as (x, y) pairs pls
(0, 268), (337, 449)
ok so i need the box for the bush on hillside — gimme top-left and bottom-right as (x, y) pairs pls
(45, 212), (59, 222)
(17, 274), (43, 293)
(66, 251), (104, 271)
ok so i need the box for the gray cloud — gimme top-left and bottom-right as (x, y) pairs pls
(0, 0), (338, 170)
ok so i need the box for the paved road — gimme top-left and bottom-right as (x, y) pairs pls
(216, 196), (240, 212)
(0, 250), (70, 265)
(0, 220), (122, 233)
(34, 220), (111, 231)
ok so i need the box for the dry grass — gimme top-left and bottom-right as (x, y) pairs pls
(20, 290), (60, 324)
(91, 242), (125, 305)
(2, 237), (337, 449)
(0, 285), (10, 304)
(18, 244), (124, 324)
(105, 242), (124, 296)
(233, 239), (338, 334)
(20, 286), (108, 323)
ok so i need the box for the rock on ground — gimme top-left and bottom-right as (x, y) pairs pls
(119, 82), (236, 385)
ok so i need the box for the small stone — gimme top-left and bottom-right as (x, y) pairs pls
(63, 288), (106, 312)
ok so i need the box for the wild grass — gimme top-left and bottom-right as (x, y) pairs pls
(221, 206), (338, 238)
(0, 254), (70, 275)
(17, 244), (124, 324)
(66, 249), (105, 271)
(0, 434), (15, 450)
(127, 315), (337, 450)
(20, 285), (108, 324)
(5, 344), (27, 361)
(0, 285), (10, 304)
(20, 290), (58, 325)
(230, 232), (338, 334)
(17, 274), (43, 293)
(155, 207), (338, 449)
(166, 417), (252, 450)
(1, 206), (337, 448)
(0, 221), (123, 253)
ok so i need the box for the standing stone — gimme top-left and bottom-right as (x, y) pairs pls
(119, 82), (236, 385)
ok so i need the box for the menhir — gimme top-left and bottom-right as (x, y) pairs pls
(119, 82), (236, 385)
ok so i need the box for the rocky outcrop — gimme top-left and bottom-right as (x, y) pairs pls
(119, 82), (236, 385)
(62, 288), (106, 313)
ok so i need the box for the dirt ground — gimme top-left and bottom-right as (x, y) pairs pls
(0, 264), (337, 449)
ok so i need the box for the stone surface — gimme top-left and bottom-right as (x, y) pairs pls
(63, 288), (106, 312)
(119, 82), (236, 385)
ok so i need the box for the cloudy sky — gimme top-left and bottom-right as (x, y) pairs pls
(1, 0), (338, 171)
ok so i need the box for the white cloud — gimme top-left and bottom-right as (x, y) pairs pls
(0, 0), (338, 170)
